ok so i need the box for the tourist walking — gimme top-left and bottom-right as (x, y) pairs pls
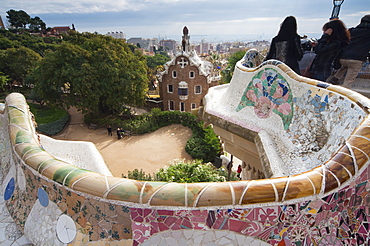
(107, 125), (112, 136)
(310, 19), (350, 81)
(237, 164), (242, 180)
(327, 15), (370, 88)
(264, 16), (303, 74)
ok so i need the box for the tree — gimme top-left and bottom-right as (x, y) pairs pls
(30, 33), (149, 114)
(185, 126), (222, 163)
(0, 46), (41, 86)
(0, 72), (10, 91)
(6, 9), (31, 29)
(0, 36), (19, 49)
(146, 53), (170, 69)
(29, 16), (46, 32)
(221, 50), (246, 83)
(0, 29), (59, 56)
(146, 53), (170, 90)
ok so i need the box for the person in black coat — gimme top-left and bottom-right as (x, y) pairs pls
(327, 15), (370, 88)
(265, 16), (303, 74)
(107, 125), (112, 136)
(116, 128), (122, 139)
(310, 19), (350, 82)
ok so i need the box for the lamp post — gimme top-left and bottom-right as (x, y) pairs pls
(331, 0), (344, 19)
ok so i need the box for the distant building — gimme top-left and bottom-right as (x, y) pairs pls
(127, 37), (160, 51)
(158, 26), (219, 113)
(50, 26), (71, 35)
(196, 39), (211, 55)
(127, 37), (144, 48)
(0, 15), (5, 29)
(106, 31), (126, 39)
(159, 39), (177, 53)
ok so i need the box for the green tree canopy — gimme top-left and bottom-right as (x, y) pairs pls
(30, 33), (149, 114)
(221, 50), (246, 83)
(0, 36), (19, 49)
(146, 53), (170, 90)
(29, 16), (46, 32)
(0, 29), (60, 56)
(6, 9), (31, 29)
(6, 9), (46, 32)
(146, 53), (170, 69)
(0, 72), (10, 90)
(0, 46), (41, 85)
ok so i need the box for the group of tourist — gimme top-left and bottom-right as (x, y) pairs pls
(106, 125), (127, 139)
(265, 14), (370, 88)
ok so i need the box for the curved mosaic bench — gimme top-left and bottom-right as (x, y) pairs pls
(197, 58), (370, 206)
(0, 52), (370, 244)
(6, 85), (370, 208)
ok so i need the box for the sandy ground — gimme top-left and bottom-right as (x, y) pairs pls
(53, 107), (193, 177)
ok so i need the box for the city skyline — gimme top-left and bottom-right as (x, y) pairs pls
(1, 0), (369, 42)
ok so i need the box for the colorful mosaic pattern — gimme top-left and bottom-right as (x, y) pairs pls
(236, 68), (293, 130)
(0, 153), (369, 245)
(241, 48), (264, 68)
(0, 55), (370, 245)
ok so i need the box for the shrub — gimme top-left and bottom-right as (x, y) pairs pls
(155, 159), (226, 183)
(28, 103), (68, 124)
(124, 160), (239, 183)
(28, 103), (70, 135)
(124, 169), (154, 181)
(36, 115), (70, 135)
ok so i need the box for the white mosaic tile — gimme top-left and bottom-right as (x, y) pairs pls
(164, 237), (177, 245)
(178, 237), (189, 246)
(24, 198), (63, 246)
(141, 230), (271, 246)
(171, 230), (182, 240)
(16, 165), (26, 191)
(216, 236), (233, 245)
(183, 229), (193, 239)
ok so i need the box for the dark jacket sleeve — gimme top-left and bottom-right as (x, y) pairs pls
(294, 35), (303, 61)
(315, 33), (341, 55)
(265, 37), (276, 61)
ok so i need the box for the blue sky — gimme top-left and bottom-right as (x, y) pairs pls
(0, 0), (368, 42)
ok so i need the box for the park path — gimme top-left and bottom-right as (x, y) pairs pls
(53, 107), (193, 177)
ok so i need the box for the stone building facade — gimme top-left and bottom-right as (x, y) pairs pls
(158, 26), (220, 112)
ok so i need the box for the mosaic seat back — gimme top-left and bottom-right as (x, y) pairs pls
(212, 50), (368, 176)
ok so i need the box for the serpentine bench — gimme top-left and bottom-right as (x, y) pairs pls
(0, 50), (369, 245)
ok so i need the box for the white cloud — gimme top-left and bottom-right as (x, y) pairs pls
(2, 0), (144, 14)
(1, 0), (367, 41)
(1, 0), (211, 14)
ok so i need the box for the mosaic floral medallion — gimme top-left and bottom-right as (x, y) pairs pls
(236, 68), (293, 130)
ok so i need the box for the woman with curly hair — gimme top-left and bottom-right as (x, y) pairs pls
(310, 19), (350, 81)
(328, 15), (370, 88)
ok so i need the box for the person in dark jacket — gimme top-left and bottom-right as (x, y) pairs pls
(310, 19), (350, 81)
(265, 16), (303, 74)
(327, 15), (370, 88)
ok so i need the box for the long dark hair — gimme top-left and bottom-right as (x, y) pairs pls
(323, 20), (350, 45)
(277, 16), (298, 38)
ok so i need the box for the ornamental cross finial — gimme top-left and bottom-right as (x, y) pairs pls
(178, 58), (188, 68)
